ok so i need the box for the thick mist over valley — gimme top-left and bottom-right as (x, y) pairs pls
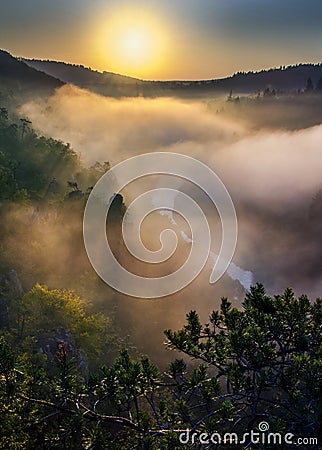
(12, 85), (322, 360)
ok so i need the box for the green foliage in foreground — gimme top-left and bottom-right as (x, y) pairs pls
(0, 284), (321, 449)
(11, 284), (113, 367)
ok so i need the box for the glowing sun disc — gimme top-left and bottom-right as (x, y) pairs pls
(97, 9), (167, 78)
(118, 28), (154, 65)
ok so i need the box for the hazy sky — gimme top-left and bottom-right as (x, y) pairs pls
(1, 0), (322, 79)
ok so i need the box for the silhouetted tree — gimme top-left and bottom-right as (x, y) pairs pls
(305, 77), (314, 92)
(67, 181), (84, 200)
(20, 118), (32, 139)
(316, 76), (322, 91)
(67, 181), (79, 191)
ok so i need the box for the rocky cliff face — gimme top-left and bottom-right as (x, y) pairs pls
(0, 269), (24, 297)
(36, 327), (89, 380)
(0, 269), (24, 328)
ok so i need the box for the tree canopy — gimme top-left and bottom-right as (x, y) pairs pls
(0, 284), (320, 448)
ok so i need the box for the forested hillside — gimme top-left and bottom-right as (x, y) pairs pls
(24, 56), (322, 97)
(0, 50), (63, 101)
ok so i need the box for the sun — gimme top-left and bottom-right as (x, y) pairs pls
(96, 9), (167, 79)
(119, 28), (153, 65)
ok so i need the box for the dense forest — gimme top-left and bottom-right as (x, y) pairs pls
(0, 50), (321, 448)
(23, 56), (322, 97)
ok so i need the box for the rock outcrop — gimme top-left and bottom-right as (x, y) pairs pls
(0, 269), (24, 329)
(37, 327), (89, 380)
